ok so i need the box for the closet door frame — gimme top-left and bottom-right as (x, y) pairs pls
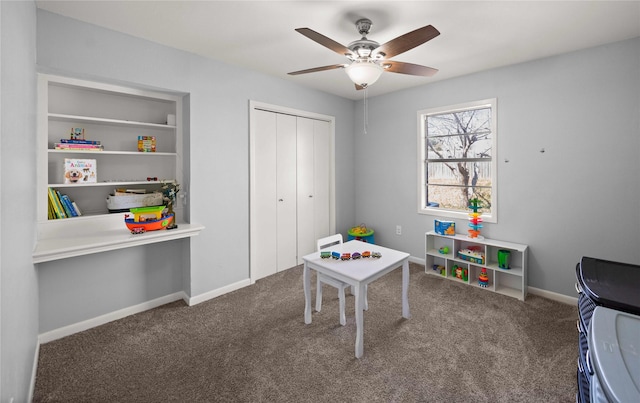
(249, 100), (336, 284)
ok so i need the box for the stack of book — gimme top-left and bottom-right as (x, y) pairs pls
(47, 187), (82, 219)
(55, 139), (103, 151)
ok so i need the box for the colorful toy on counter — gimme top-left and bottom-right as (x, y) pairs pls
(341, 253), (351, 261)
(332, 251), (341, 260)
(320, 251), (331, 259)
(479, 268), (490, 287)
(468, 198), (483, 239)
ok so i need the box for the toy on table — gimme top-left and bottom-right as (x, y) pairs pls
(468, 198), (483, 239)
(124, 205), (173, 233)
(371, 252), (382, 259)
(452, 265), (469, 281)
(438, 246), (450, 254)
(352, 252), (362, 259)
(341, 253), (351, 261)
(478, 268), (489, 287)
(331, 251), (341, 260)
(362, 251), (371, 258)
(320, 251), (331, 259)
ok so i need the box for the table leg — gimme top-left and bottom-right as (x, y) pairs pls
(304, 263), (312, 324)
(354, 282), (365, 358)
(402, 259), (411, 319)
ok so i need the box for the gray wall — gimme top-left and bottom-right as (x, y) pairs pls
(353, 37), (640, 297)
(1, 2), (39, 402)
(35, 9), (356, 330)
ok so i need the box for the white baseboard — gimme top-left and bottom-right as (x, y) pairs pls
(187, 278), (252, 306)
(527, 286), (577, 305)
(38, 291), (188, 344)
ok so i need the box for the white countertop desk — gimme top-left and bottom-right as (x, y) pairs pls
(302, 240), (411, 358)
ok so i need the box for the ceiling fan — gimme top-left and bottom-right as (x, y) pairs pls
(288, 18), (440, 90)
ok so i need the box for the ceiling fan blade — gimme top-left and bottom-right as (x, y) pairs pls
(295, 28), (353, 57)
(382, 61), (438, 76)
(288, 64), (347, 76)
(373, 25), (440, 59)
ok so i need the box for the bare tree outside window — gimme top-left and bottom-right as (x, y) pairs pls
(418, 99), (496, 220)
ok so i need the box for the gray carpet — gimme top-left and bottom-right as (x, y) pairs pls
(34, 263), (578, 402)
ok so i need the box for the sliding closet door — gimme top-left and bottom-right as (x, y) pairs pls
(252, 110), (278, 281)
(275, 114), (298, 271)
(297, 117), (331, 263)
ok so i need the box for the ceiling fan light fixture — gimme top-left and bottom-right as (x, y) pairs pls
(345, 61), (383, 87)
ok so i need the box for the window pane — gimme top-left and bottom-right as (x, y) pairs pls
(427, 134), (492, 160)
(426, 161), (492, 213)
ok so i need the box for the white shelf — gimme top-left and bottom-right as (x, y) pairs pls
(34, 215), (204, 263)
(48, 149), (176, 156)
(49, 112), (176, 129)
(425, 231), (528, 300)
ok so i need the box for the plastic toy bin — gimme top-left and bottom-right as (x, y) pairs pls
(347, 228), (375, 244)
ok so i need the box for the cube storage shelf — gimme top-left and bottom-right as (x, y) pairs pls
(425, 231), (528, 300)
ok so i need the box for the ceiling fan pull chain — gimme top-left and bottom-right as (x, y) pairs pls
(363, 87), (368, 135)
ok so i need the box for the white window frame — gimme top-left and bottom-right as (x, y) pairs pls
(417, 98), (498, 223)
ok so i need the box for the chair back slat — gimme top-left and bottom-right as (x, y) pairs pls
(317, 234), (343, 251)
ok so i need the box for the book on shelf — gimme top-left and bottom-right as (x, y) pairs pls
(59, 193), (78, 217)
(55, 143), (104, 151)
(59, 139), (101, 145)
(47, 188), (82, 219)
(47, 187), (66, 219)
(64, 158), (97, 184)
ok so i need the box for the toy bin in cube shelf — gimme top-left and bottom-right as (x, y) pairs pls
(348, 226), (375, 244)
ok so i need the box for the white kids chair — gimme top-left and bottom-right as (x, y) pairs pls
(315, 234), (368, 326)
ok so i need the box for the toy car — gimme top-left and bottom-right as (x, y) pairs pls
(130, 227), (145, 235)
(320, 251), (331, 259)
(362, 251), (371, 258)
(352, 252), (361, 259)
(331, 251), (341, 260)
(371, 252), (382, 259)
(341, 253), (351, 261)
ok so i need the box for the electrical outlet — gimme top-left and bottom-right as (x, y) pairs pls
(396, 225), (402, 235)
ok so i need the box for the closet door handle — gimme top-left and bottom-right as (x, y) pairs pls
(278, 199), (284, 202)
(308, 195), (313, 198)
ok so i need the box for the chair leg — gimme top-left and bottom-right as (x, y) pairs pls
(338, 287), (346, 326)
(316, 276), (323, 312)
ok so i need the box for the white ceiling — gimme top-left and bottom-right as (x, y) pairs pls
(36, 1), (640, 100)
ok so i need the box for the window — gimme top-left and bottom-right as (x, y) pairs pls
(417, 99), (497, 223)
